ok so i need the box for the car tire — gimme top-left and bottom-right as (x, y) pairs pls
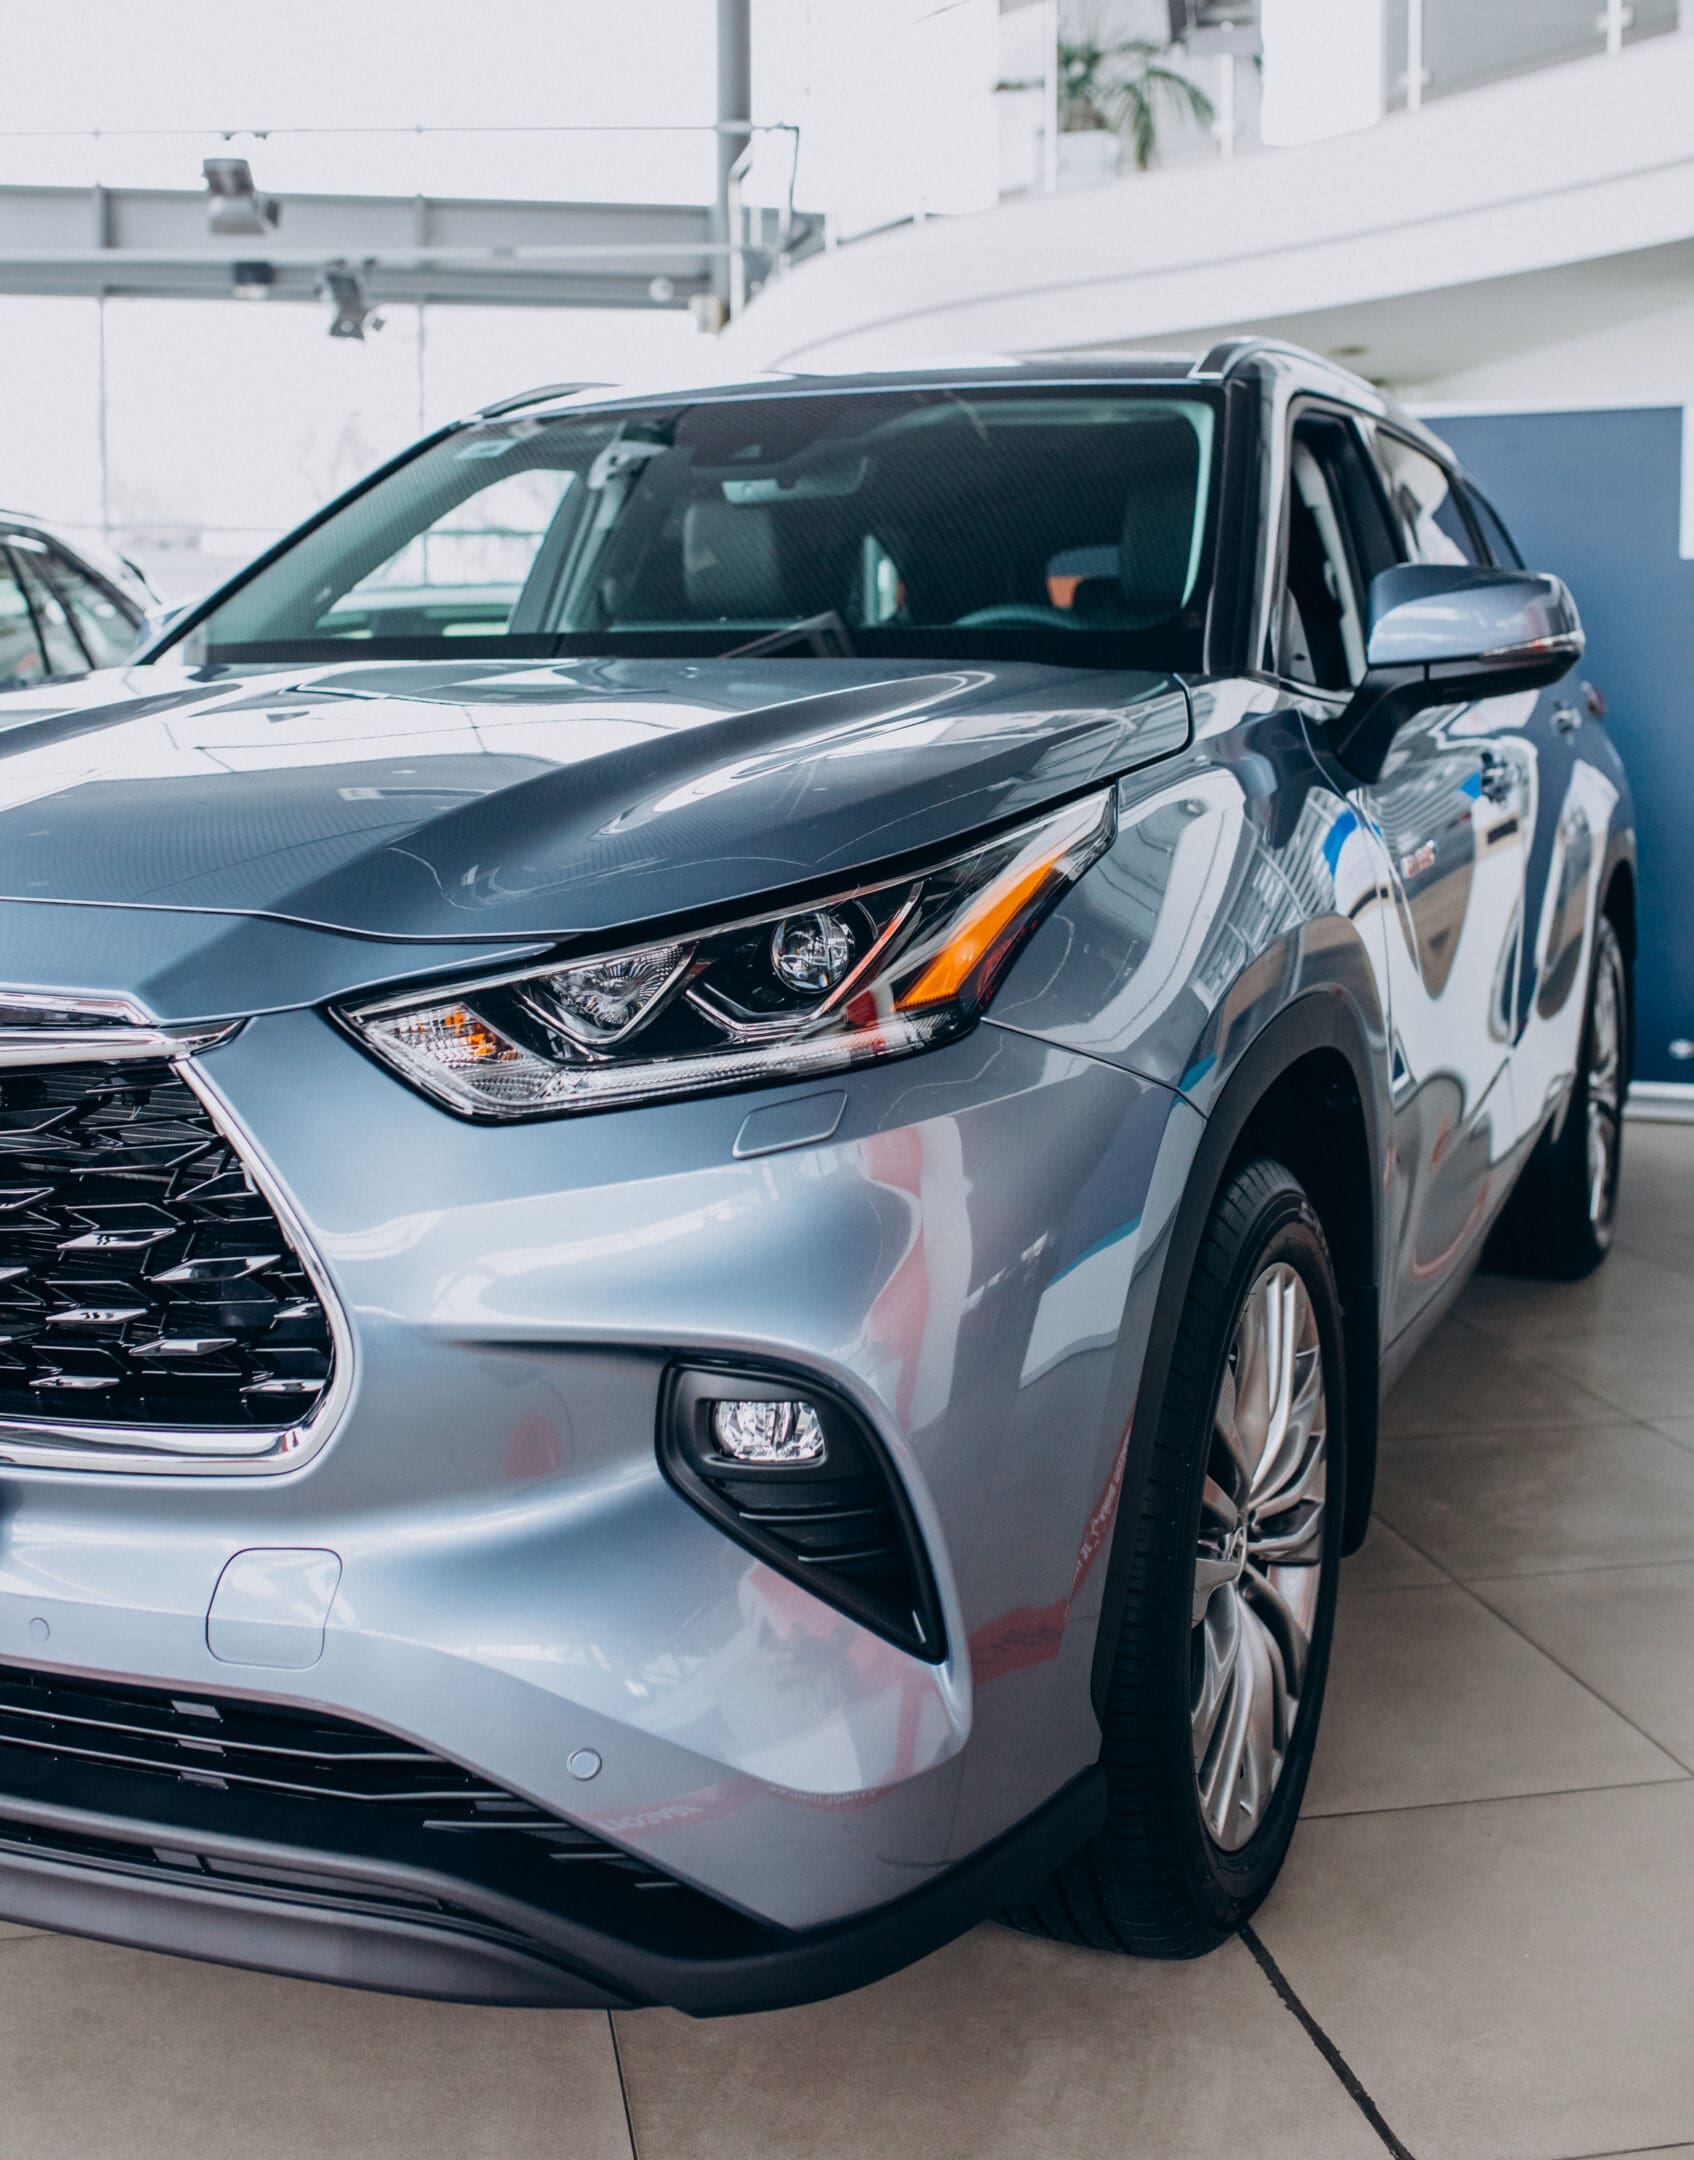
(1006, 1156), (1345, 1959)
(1488, 912), (1629, 1282)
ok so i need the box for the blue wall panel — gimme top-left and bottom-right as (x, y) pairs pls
(1436, 406), (1692, 1085)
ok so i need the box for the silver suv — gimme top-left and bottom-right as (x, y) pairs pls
(0, 342), (1633, 2012)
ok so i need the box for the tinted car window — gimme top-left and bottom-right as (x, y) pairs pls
(1466, 487), (1525, 569)
(11, 545), (87, 675)
(1277, 415), (1398, 693)
(183, 389), (1221, 672)
(43, 549), (138, 666)
(1370, 430), (1481, 565)
(0, 554), (44, 690)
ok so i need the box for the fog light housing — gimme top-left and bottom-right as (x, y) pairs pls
(659, 1365), (945, 1660)
(711, 1397), (826, 1465)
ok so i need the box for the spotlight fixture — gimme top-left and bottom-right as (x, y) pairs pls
(203, 156), (280, 237)
(320, 262), (380, 341)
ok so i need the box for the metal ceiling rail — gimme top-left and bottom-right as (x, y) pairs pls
(0, 112), (811, 313)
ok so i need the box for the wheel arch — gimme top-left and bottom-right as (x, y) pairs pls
(1090, 990), (1384, 1718)
(1602, 850), (1637, 1069)
(1602, 853), (1637, 957)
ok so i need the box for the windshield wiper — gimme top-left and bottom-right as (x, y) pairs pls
(724, 610), (857, 659)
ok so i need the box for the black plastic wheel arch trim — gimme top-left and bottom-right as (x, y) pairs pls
(1089, 992), (1384, 1721)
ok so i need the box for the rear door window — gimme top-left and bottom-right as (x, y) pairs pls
(1369, 430), (1482, 565)
(1465, 488), (1525, 569)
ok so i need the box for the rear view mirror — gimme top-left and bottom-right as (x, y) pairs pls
(1332, 564), (1583, 780)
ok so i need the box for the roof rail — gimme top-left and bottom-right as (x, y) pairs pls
(475, 381), (609, 419)
(1192, 336), (1335, 380)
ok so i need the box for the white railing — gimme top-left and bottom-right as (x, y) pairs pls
(977, 0), (1683, 223)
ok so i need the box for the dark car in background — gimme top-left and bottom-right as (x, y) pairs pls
(0, 341), (1633, 2012)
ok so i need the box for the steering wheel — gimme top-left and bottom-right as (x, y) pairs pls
(950, 603), (1080, 631)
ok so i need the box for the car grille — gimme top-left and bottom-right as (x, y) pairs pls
(0, 1664), (658, 1875)
(0, 1058), (334, 1430)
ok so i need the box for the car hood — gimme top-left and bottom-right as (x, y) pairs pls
(0, 656), (1189, 944)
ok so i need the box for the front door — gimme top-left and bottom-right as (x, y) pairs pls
(1278, 413), (1528, 1344)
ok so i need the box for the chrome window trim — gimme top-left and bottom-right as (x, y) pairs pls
(0, 992), (354, 1477)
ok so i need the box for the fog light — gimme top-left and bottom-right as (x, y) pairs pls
(711, 1397), (827, 1464)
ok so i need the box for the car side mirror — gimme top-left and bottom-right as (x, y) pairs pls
(1331, 564), (1584, 781)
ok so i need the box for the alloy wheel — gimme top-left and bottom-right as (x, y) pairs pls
(1586, 928), (1625, 1237)
(1191, 1261), (1328, 1853)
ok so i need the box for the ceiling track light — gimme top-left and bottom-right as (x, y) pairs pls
(202, 156), (280, 238)
(320, 261), (381, 341)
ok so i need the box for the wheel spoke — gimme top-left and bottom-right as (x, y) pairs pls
(1590, 960), (1621, 1105)
(1192, 1585), (1243, 1763)
(1251, 1409), (1328, 1567)
(1584, 931), (1626, 1236)
(1197, 1606), (1255, 1835)
(1249, 1498), (1325, 1569)
(1193, 1556), (1237, 1625)
(1201, 1602), (1280, 1843)
(1190, 1254), (1330, 1852)
(1239, 1611), (1282, 1832)
(1264, 1606), (1299, 1756)
(1246, 1559), (1313, 1691)
(1589, 1101), (1618, 1225)
(1251, 1351), (1323, 1513)
(1201, 1473), (1241, 1533)
(1213, 1336), (1257, 1497)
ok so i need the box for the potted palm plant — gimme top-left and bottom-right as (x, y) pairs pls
(1055, 22), (1215, 182)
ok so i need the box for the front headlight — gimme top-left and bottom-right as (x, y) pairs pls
(340, 788), (1115, 1120)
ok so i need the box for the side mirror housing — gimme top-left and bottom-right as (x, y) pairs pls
(1331, 564), (1583, 781)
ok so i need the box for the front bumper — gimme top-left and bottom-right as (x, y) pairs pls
(0, 966), (1201, 2007)
(0, 1727), (1105, 2012)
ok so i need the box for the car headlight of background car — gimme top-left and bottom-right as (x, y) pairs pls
(340, 787), (1115, 1119)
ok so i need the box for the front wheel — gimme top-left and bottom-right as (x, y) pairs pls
(1008, 1157), (1345, 1958)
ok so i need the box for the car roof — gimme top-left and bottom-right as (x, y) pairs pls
(471, 340), (1452, 466)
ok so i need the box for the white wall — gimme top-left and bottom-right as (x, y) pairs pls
(1414, 298), (1694, 410)
(0, 296), (710, 601)
(723, 26), (1694, 375)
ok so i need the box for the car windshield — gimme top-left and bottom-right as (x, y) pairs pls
(178, 385), (1219, 671)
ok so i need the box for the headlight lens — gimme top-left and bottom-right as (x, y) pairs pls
(342, 787), (1114, 1119)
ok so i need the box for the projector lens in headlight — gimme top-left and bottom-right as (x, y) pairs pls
(342, 787), (1115, 1120)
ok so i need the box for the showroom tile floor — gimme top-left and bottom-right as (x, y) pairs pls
(3, 1121), (1693, 2160)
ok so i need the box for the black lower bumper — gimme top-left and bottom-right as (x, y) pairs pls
(0, 1765), (1106, 2015)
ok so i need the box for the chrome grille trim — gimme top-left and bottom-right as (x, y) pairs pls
(0, 990), (238, 1068)
(0, 992), (352, 1477)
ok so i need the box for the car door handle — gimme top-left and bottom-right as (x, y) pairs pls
(1477, 753), (1515, 804)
